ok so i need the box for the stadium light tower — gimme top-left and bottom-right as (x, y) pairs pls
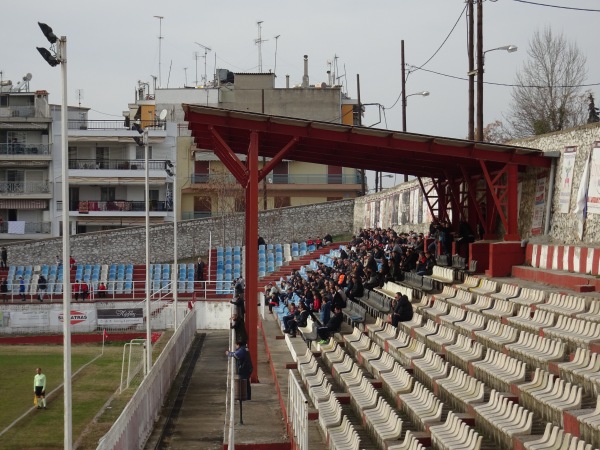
(36, 21), (73, 450)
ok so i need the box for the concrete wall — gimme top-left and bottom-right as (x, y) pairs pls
(511, 122), (600, 244)
(3, 199), (354, 266)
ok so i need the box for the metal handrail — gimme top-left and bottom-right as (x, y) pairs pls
(57, 200), (172, 212)
(0, 181), (50, 194)
(0, 143), (50, 155)
(68, 159), (167, 171)
(191, 172), (363, 185)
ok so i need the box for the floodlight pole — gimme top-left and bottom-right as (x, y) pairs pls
(144, 129), (152, 373)
(58, 35), (73, 450)
(173, 165), (178, 330)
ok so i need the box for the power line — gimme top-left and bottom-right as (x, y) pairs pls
(413, 65), (600, 88)
(513, 0), (600, 12)
(89, 109), (124, 117)
(385, 3), (467, 111)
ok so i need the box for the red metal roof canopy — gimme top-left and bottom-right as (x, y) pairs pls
(183, 105), (552, 180)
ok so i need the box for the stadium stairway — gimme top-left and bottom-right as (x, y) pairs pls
(259, 244), (347, 288)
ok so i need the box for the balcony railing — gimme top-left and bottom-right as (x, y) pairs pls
(0, 106), (36, 118)
(0, 181), (50, 195)
(57, 200), (172, 212)
(0, 143), (50, 156)
(67, 120), (166, 131)
(0, 222), (51, 234)
(191, 172), (363, 185)
(182, 211), (212, 220)
(69, 159), (167, 171)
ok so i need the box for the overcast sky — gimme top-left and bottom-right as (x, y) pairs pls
(3, 0), (598, 189)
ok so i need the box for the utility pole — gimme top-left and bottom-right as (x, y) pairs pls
(468, 1), (475, 140)
(476, 0), (484, 141)
(356, 74), (366, 196)
(401, 40), (408, 182)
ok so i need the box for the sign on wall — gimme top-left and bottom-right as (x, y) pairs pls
(587, 142), (600, 215)
(97, 308), (144, 326)
(558, 146), (577, 213)
(531, 173), (547, 235)
(4, 310), (49, 328)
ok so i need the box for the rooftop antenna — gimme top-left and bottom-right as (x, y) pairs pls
(154, 15), (164, 88)
(193, 51), (201, 86)
(183, 67), (188, 86)
(194, 42), (212, 86)
(75, 89), (84, 107)
(274, 34), (281, 80)
(255, 21), (268, 73)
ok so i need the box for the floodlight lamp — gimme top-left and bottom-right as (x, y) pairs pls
(36, 47), (60, 67)
(38, 22), (58, 44)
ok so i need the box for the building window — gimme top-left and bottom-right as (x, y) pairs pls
(136, 146), (153, 160)
(274, 196), (291, 208)
(100, 187), (116, 202)
(0, 96), (7, 107)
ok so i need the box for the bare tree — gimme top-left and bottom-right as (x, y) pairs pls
(507, 27), (587, 137)
(474, 120), (512, 144)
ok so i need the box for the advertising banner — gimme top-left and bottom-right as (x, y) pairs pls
(98, 308), (144, 326)
(531, 173), (547, 235)
(587, 142), (600, 215)
(558, 147), (577, 213)
(7, 310), (49, 328)
(49, 309), (97, 331)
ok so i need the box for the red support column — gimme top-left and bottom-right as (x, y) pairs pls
(245, 131), (259, 383)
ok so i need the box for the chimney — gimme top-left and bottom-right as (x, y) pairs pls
(286, 75), (290, 88)
(302, 55), (309, 88)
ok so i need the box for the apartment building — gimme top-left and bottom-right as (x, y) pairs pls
(0, 86), (53, 239)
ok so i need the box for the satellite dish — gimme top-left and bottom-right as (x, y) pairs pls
(159, 109), (167, 121)
(23, 73), (32, 82)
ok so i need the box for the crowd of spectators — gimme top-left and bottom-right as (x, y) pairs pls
(265, 227), (450, 343)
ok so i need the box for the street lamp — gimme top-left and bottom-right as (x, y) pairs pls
(36, 21), (73, 450)
(401, 90), (430, 181)
(143, 129), (152, 373)
(476, 45), (517, 140)
(165, 160), (178, 330)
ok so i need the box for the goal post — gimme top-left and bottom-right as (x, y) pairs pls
(120, 339), (147, 393)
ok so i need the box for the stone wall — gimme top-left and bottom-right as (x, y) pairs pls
(511, 122), (600, 245)
(4, 200), (354, 266)
(353, 179), (432, 235)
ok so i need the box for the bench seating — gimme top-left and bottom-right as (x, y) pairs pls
(505, 331), (566, 370)
(519, 367), (582, 426)
(469, 279), (499, 296)
(474, 321), (519, 352)
(430, 411), (483, 450)
(436, 366), (485, 412)
(454, 275), (481, 292)
(537, 292), (587, 317)
(444, 334), (484, 373)
(343, 300), (366, 327)
(446, 288), (474, 308)
(398, 381), (444, 430)
(425, 266), (455, 290)
(472, 348), (526, 392)
(473, 390), (533, 449)
(507, 307), (556, 334)
(511, 287), (547, 308)
(490, 283), (521, 301)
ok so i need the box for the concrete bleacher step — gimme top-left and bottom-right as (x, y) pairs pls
(512, 265), (599, 292)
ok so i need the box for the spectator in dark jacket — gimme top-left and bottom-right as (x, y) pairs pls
(317, 305), (343, 343)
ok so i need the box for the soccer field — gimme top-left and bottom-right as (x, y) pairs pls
(0, 342), (135, 450)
